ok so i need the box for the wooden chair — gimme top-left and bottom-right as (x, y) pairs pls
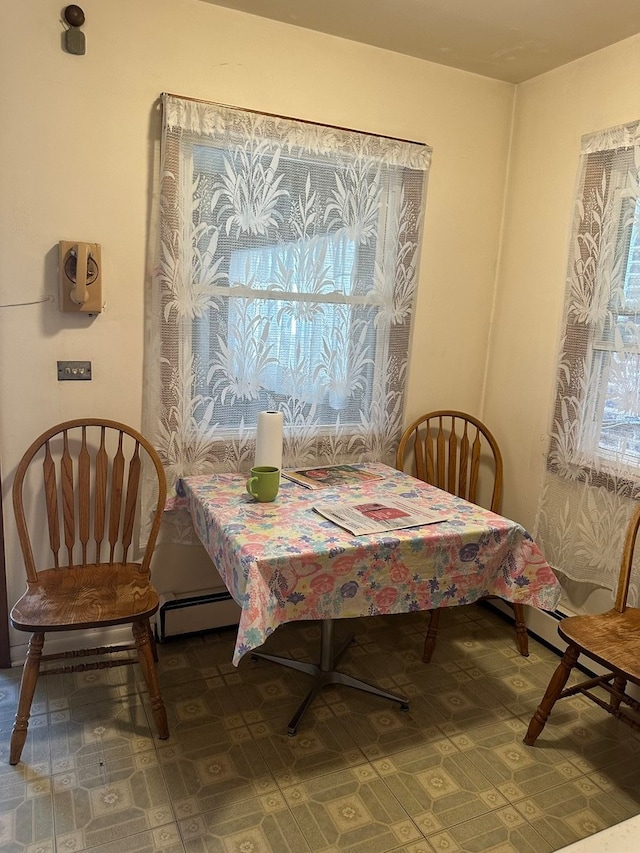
(395, 410), (528, 662)
(9, 419), (169, 765)
(524, 503), (640, 746)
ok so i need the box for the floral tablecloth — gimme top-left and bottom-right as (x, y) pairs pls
(181, 464), (561, 666)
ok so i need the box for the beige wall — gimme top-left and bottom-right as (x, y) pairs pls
(484, 33), (640, 531)
(0, 0), (513, 654)
(5, 1), (638, 656)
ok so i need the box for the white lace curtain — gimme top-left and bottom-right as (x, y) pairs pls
(143, 94), (430, 504)
(535, 121), (640, 603)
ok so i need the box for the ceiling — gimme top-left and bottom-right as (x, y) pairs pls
(199, 0), (640, 83)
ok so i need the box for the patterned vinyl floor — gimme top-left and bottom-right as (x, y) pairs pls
(1, 605), (639, 852)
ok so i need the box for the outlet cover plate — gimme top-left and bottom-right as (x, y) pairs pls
(57, 360), (92, 380)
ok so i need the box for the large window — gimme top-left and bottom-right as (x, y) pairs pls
(144, 95), (430, 494)
(536, 121), (640, 601)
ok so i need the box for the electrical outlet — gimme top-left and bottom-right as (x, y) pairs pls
(57, 360), (92, 380)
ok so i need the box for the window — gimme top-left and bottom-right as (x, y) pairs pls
(548, 135), (640, 479)
(144, 95), (431, 493)
(536, 121), (640, 602)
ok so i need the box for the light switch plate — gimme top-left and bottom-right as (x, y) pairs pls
(57, 360), (92, 380)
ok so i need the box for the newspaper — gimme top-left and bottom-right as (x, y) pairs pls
(313, 497), (450, 536)
(282, 464), (384, 490)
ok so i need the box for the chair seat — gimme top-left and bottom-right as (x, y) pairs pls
(559, 608), (640, 683)
(10, 563), (160, 632)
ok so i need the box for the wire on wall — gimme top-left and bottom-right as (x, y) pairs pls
(0, 296), (54, 309)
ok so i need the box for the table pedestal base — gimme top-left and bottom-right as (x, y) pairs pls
(251, 618), (409, 735)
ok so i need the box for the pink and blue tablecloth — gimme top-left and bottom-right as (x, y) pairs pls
(180, 464), (561, 665)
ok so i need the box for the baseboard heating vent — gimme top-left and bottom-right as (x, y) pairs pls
(548, 607), (573, 621)
(155, 589), (241, 641)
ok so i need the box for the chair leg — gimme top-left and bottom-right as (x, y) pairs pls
(523, 644), (579, 746)
(147, 621), (159, 663)
(10, 632), (44, 765)
(511, 603), (529, 656)
(611, 674), (627, 712)
(422, 609), (442, 663)
(133, 620), (169, 740)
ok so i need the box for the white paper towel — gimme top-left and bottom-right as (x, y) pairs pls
(255, 410), (283, 471)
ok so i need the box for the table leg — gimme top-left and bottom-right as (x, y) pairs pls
(251, 619), (409, 735)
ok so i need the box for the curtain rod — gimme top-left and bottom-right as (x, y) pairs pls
(161, 91), (427, 149)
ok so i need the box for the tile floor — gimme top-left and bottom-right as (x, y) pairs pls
(1, 606), (639, 852)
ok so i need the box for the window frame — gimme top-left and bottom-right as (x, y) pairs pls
(145, 94), (431, 491)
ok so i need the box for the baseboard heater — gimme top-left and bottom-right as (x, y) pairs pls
(155, 592), (572, 647)
(155, 589), (241, 642)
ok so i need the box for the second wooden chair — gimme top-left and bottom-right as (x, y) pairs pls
(524, 503), (640, 746)
(395, 410), (528, 662)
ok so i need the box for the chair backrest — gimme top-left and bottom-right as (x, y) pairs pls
(12, 419), (166, 581)
(395, 410), (503, 512)
(614, 503), (640, 613)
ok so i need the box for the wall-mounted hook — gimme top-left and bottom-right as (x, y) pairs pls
(63, 5), (86, 55)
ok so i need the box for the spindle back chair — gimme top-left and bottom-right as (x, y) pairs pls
(396, 410), (528, 661)
(524, 503), (640, 746)
(9, 419), (169, 764)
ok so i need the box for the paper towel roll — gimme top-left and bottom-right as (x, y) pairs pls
(255, 410), (283, 471)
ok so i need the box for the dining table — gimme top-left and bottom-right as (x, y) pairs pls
(178, 463), (561, 733)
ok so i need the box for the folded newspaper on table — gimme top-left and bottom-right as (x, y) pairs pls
(313, 497), (450, 536)
(282, 464), (383, 489)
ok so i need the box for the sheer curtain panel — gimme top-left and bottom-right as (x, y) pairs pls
(535, 121), (640, 604)
(143, 94), (430, 511)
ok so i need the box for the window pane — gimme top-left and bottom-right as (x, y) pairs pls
(623, 199), (640, 308)
(596, 199), (640, 459)
(599, 351), (640, 459)
(190, 142), (386, 430)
